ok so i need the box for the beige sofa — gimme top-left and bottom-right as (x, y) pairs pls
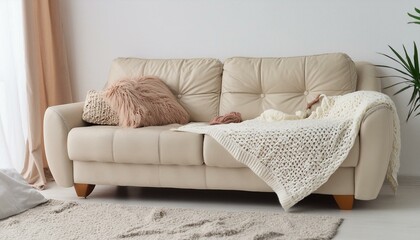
(44, 53), (394, 210)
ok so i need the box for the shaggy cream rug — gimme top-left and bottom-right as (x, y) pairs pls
(0, 200), (342, 240)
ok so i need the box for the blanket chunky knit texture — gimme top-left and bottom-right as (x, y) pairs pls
(177, 91), (400, 210)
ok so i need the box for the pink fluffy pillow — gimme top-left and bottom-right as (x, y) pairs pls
(103, 76), (190, 128)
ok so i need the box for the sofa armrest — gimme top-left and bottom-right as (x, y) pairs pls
(355, 61), (381, 92)
(355, 105), (394, 200)
(44, 102), (87, 187)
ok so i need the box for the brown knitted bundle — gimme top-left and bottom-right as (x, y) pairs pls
(209, 112), (242, 125)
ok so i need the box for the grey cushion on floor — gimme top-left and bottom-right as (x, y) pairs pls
(0, 168), (47, 220)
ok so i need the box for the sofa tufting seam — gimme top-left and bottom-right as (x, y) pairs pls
(201, 135), (208, 189)
(259, 58), (263, 96)
(260, 58), (265, 94)
(157, 130), (162, 187)
(111, 129), (116, 163)
(216, 59), (222, 117)
(178, 59), (184, 98)
(157, 130), (161, 165)
(304, 56), (308, 99)
(143, 59), (147, 77)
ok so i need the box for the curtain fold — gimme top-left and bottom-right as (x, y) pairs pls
(0, 0), (27, 171)
(22, 0), (73, 189)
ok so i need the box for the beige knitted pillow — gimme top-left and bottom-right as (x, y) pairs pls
(82, 90), (119, 125)
(103, 76), (190, 128)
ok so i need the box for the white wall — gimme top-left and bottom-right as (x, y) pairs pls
(59, 0), (420, 177)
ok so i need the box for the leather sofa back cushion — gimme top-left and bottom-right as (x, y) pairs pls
(107, 58), (223, 122)
(220, 53), (358, 120)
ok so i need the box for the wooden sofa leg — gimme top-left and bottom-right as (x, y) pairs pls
(74, 183), (95, 198)
(333, 195), (354, 210)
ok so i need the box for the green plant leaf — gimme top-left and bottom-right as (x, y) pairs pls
(403, 45), (416, 73)
(376, 64), (413, 78)
(388, 45), (409, 70)
(408, 87), (418, 106)
(412, 97), (420, 113)
(408, 12), (420, 21)
(393, 85), (412, 96)
(413, 102), (420, 112)
(389, 45), (411, 71)
(407, 89), (419, 120)
(377, 18), (420, 121)
(377, 76), (413, 81)
(407, 98), (420, 120)
(383, 81), (413, 90)
(414, 42), (419, 77)
(378, 49), (411, 73)
(408, 8), (420, 24)
(407, 109), (414, 121)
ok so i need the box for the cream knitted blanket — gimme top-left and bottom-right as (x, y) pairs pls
(177, 91), (400, 210)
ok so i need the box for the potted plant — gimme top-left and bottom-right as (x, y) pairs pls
(377, 7), (420, 121)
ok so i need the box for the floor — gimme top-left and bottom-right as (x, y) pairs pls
(41, 181), (420, 240)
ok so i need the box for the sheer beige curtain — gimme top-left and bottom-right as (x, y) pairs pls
(21, 0), (73, 189)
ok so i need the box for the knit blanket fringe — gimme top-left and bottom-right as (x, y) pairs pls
(176, 91), (400, 210)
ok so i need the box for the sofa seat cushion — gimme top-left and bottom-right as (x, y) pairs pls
(203, 135), (359, 168)
(68, 124), (203, 166)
